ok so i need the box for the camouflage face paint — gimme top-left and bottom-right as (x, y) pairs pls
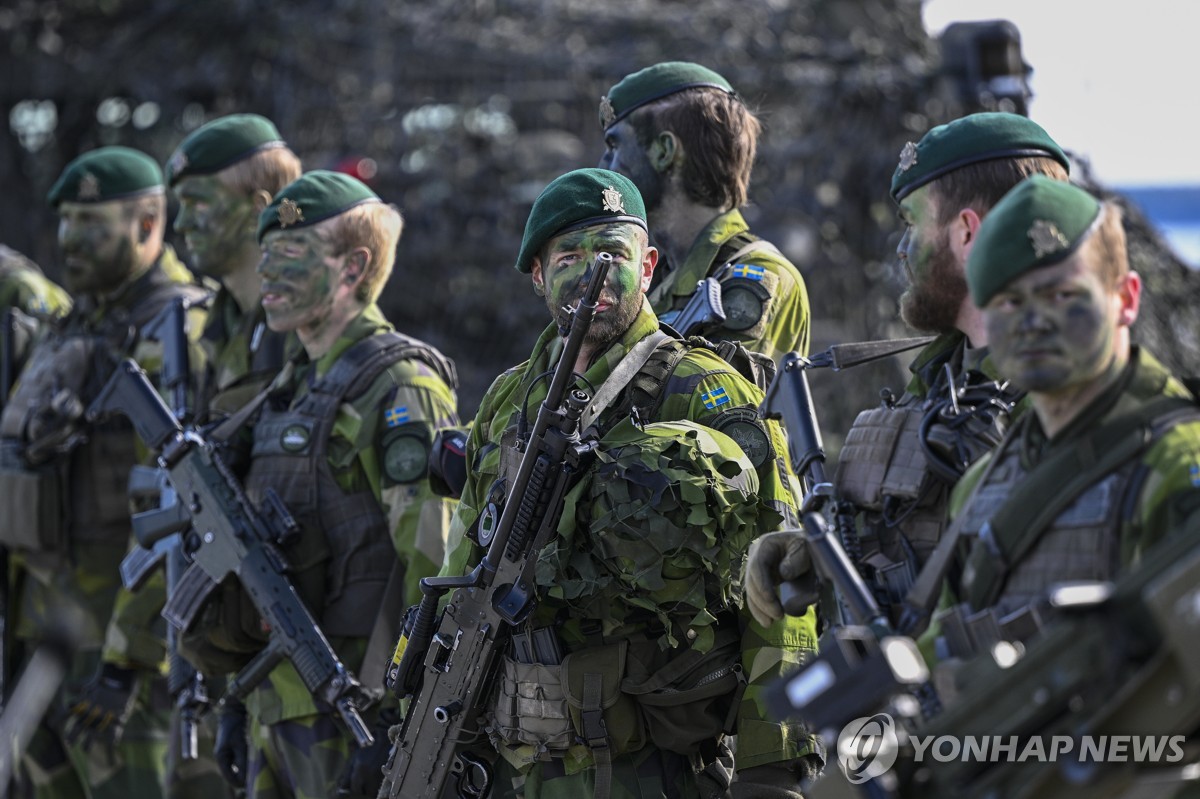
(540, 222), (646, 346)
(173, 174), (258, 278)
(598, 120), (663, 212)
(897, 185), (968, 334)
(984, 253), (1121, 396)
(257, 226), (339, 335)
(56, 200), (140, 295)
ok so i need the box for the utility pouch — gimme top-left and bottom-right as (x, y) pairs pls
(620, 629), (744, 756)
(836, 403), (930, 508)
(562, 640), (642, 758)
(0, 444), (64, 552)
(490, 656), (575, 753)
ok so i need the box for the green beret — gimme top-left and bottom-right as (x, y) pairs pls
(166, 113), (286, 186)
(890, 112), (1068, 203)
(600, 61), (736, 130)
(966, 175), (1101, 306)
(515, 168), (647, 273)
(257, 170), (380, 243)
(47, 146), (164, 208)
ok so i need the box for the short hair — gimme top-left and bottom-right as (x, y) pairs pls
(217, 146), (302, 198)
(322, 202), (403, 304)
(930, 155), (1070, 229)
(629, 88), (761, 209)
(1083, 201), (1128, 289)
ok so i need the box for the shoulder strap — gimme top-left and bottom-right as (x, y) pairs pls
(712, 236), (784, 279)
(963, 395), (1200, 609)
(628, 333), (691, 423)
(318, 331), (458, 405)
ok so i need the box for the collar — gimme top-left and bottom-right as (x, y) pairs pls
(288, 303), (393, 386)
(665, 208), (749, 298)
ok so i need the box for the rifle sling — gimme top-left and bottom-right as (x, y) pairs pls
(579, 331), (668, 432)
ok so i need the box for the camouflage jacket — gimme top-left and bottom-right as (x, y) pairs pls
(647, 208), (810, 362)
(443, 302), (820, 773)
(0, 243), (71, 318)
(246, 303), (460, 725)
(197, 286), (293, 419)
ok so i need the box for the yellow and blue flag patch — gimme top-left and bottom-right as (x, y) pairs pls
(731, 263), (766, 281)
(385, 406), (410, 428)
(701, 386), (731, 410)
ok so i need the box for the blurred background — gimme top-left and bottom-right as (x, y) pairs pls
(4, 0), (1197, 448)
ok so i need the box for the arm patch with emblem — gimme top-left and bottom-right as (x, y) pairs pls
(711, 406), (774, 469)
(381, 425), (431, 485)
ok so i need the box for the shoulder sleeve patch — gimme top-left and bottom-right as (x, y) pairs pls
(380, 425), (431, 485)
(711, 406), (774, 469)
(716, 268), (778, 334)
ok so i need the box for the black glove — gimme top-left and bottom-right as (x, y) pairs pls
(214, 698), (249, 791)
(336, 708), (400, 798)
(63, 662), (141, 750)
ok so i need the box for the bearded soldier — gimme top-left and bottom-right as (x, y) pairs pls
(421, 168), (819, 799)
(0, 146), (210, 799)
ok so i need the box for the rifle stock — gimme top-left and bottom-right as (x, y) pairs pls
(378, 253), (613, 799)
(88, 359), (374, 748)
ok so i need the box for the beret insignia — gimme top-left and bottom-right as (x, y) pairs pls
(601, 185), (625, 214)
(277, 198), (305, 227)
(167, 149), (189, 178)
(77, 172), (101, 201)
(1028, 219), (1069, 259)
(898, 141), (919, 172)
(599, 95), (616, 129)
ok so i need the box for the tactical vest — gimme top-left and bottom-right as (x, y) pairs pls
(0, 270), (208, 556)
(835, 365), (1020, 612)
(245, 331), (457, 638)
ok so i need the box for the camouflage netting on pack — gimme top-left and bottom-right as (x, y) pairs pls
(535, 419), (763, 651)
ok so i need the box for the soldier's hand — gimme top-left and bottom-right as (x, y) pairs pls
(336, 707), (399, 798)
(214, 698), (249, 791)
(745, 529), (812, 627)
(63, 662), (141, 751)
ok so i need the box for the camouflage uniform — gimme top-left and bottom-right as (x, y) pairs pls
(833, 330), (1023, 622)
(649, 209), (810, 363)
(198, 288), (292, 419)
(1, 245), (209, 799)
(238, 304), (458, 799)
(0, 244), (72, 319)
(939, 347), (1200, 640)
(442, 303), (820, 798)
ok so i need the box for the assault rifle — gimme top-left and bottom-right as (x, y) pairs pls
(377, 253), (612, 799)
(759, 347), (934, 737)
(660, 277), (725, 336)
(116, 295), (211, 759)
(87, 359), (374, 749)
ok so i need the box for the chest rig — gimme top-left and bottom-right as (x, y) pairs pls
(0, 275), (207, 556)
(245, 332), (456, 638)
(835, 360), (1020, 615)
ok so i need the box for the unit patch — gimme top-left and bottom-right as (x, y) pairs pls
(712, 406), (773, 469)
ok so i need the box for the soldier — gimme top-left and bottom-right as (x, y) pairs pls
(167, 113), (301, 417)
(597, 61), (810, 363)
(429, 168), (818, 798)
(147, 114), (302, 798)
(0, 146), (210, 799)
(189, 170), (459, 799)
(744, 113), (1071, 630)
(929, 174), (1200, 664)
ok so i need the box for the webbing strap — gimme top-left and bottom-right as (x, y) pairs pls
(580, 331), (668, 431)
(582, 672), (612, 799)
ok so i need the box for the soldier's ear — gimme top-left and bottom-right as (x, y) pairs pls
(649, 132), (679, 174)
(251, 190), (272, 215)
(530, 258), (546, 296)
(343, 248), (369, 287)
(138, 214), (154, 243)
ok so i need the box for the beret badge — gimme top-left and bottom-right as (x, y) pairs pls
(601, 186), (625, 214)
(167, 149), (189, 179)
(1028, 219), (1069, 259)
(77, 172), (102, 201)
(599, 96), (616, 129)
(897, 141), (919, 173)
(278, 198), (305, 228)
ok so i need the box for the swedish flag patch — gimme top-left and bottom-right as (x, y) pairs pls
(385, 406), (410, 428)
(731, 263), (766, 281)
(701, 386), (731, 410)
